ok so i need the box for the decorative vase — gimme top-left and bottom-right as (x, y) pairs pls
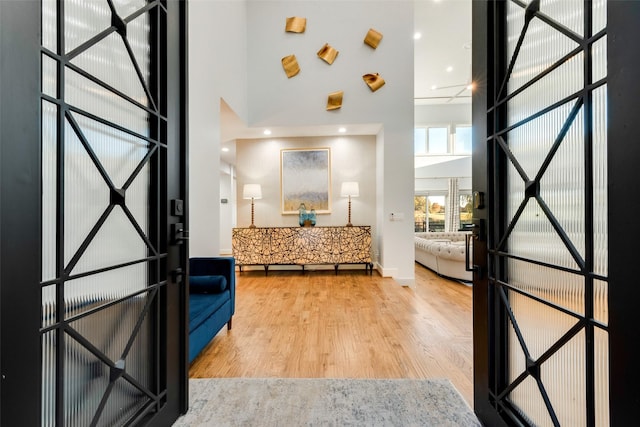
(308, 209), (317, 226)
(298, 203), (307, 227)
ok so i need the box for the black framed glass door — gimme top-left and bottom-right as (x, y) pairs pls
(0, 0), (187, 425)
(472, 1), (610, 425)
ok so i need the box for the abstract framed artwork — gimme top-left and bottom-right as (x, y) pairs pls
(281, 148), (331, 214)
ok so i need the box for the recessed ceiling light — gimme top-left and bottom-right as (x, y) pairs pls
(446, 66), (453, 72)
(221, 147), (230, 152)
(338, 127), (347, 133)
(263, 129), (272, 135)
(413, 32), (422, 40)
(466, 83), (474, 90)
(431, 85), (438, 90)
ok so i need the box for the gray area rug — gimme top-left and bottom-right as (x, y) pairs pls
(174, 378), (481, 426)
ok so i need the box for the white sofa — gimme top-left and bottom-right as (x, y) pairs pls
(414, 232), (472, 282)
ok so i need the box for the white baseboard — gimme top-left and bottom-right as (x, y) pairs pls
(376, 264), (397, 278)
(374, 264), (415, 287)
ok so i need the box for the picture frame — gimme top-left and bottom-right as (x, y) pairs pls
(280, 148), (331, 214)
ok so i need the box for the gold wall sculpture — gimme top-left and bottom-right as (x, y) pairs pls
(362, 73), (385, 92)
(285, 17), (306, 33)
(364, 28), (383, 49)
(326, 90), (344, 110)
(317, 43), (339, 65)
(282, 54), (301, 78)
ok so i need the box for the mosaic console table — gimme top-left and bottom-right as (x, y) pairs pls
(232, 226), (373, 275)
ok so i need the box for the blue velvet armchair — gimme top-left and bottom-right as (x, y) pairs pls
(188, 257), (236, 363)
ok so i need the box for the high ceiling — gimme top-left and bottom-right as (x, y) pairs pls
(414, 0), (472, 105)
(220, 0), (473, 163)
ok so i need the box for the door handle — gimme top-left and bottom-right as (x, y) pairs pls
(465, 218), (485, 278)
(465, 233), (478, 273)
(171, 223), (189, 244)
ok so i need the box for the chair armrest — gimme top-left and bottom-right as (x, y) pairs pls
(189, 257), (236, 316)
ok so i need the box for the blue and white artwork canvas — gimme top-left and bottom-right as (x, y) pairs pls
(281, 148), (331, 214)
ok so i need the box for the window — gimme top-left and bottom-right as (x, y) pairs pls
(454, 125), (472, 154)
(414, 128), (426, 154)
(427, 195), (445, 231)
(427, 127), (448, 154)
(414, 196), (427, 231)
(459, 193), (473, 226)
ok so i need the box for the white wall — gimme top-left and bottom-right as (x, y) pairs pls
(219, 161), (235, 254)
(236, 135), (377, 233)
(188, 0), (248, 257)
(245, 1), (415, 283)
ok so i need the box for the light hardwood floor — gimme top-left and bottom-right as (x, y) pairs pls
(189, 263), (474, 406)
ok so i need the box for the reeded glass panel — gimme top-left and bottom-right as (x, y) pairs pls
(509, 290), (581, 360)
(70, 294), (151, 383)
(592, 85), (608, 277)
(42, 285), (57, 329)
(64, 263), (148, 320)
(507, 100), (576, 182)
(42, 331), (56, 427)
(508, 318), (526, 388)
(508, 199), (580, 270)
(98, 379), (149, 427)
(70, 32), (149, 106)
(539, 105), (585, 260)
(540, 0), (584, 36)
(42, 55), (57, 98)
(126, 13), (152, 91)
(542, 331), (586, 426)
(64, 334), (109, 426)
(43, 0), (157, 424)
(64, 119), (110, 267)
(71, 112), (149, 189)
(65, 67), (149, 137)
(507, 259), (585, 316)
(508, 51), (583, 126)
(592, 36), (607, 83)
(42, 101), (58, 281)
(509, 325), (587, 426)
(71, 207), (147, 275)
(592, 0), (607, 35)
(509, 376), (551, 426)
(42, 0), (57, 52)
(507, 13), (580, 97)
(112, 0), (149, 20)
(506, 160), (526, 226)
(594, 280), (608, 325)
(595, 328), (610, 427)
(505, 0), (526, 80)
(127, 161), (151, 242)
(64, 0), (111, 53)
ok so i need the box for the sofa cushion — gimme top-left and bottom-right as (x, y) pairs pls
(190, 275), (227, 294)
(189, 291), (230, 332)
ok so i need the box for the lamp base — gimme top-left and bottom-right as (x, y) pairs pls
(346, 223), (353, 227)
(249, 224), (256, 228)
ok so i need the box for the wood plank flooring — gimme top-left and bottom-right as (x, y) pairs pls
(189, 263), (474, 406)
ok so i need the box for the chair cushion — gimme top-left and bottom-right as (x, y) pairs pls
(189, 291), (230, 331)
(190, 275), (227, 294)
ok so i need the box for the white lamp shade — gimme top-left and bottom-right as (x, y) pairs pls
(340, 181), (359, 197)
(243, 184), (262, 199)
